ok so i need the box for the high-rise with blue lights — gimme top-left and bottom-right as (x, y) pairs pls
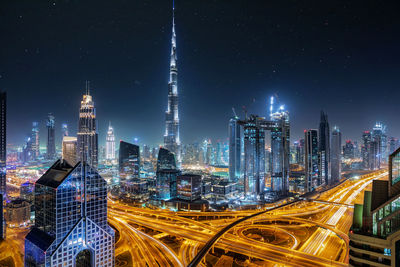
(24, 160), (114, 267)
(156, 147), (180, 200)
(331, 126), (342, 183)
(164, 3), (181, 165)
(372, 122), (387, 164)
(270, 101), (290, 194)
(229, 116), (241, 182)
(243, 115), (266, 197)
(77, 85), (98, 168)
(318, 111), (330, 185)
(46, 113), (56, 160)
(31, 122), (40, 159)
(62, 123), (69, 137)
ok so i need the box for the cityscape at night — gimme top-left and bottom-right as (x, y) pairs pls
(0, 1), (399, 266)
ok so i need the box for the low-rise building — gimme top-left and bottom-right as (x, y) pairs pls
(4, 198), (31, 228)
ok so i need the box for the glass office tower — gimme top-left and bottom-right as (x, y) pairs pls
(24, 160), (114, 267)
(119, 141), (140, 178)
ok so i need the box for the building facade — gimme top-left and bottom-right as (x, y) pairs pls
(31, 122), (40, 159)
(229, 116), (241, 182)
(349, 148), (400, 266)
(77, 87), (98, 168)
(0, 92), (6, 240)
(105, 123), (115, 161)
(119, 141), (140, 178)
(318, 111), (330, 185)
(330, 126), (342, 183)
(62, 136), (77, 166)
(243, 116), (266, 197)
(305, 129), (319, 192)
(24, 160), (114, 267)
(177, 174), (202, 202)
(46, 113), (56, 160)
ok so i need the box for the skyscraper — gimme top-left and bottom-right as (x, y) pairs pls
(343, 140), (355, 159)
(156, 147), (177, 172)
(372, 122), (387, 164)
(106, 122), (116, 161)
(31, 122), (40, 159)
(62, 136), (77, 166)
(362, 131), (372, 169)
(270, 104), (290, 194)
(331, 126), (342, 183)
(25, 160), (115, 267)
(0, 92), (4, 240)
(119, 141), (140, 178)
(318, 111), (330, 185)
(46, 113), (56, 160)
(305, 129), (319, 192)
(77, 84), (98, 168)
(62, 123), (69, 137)
(229, 116), (241, 182)
(164, 3), (181, 165)
(243, 115), (266, 196)
(156, 147), (179, 200)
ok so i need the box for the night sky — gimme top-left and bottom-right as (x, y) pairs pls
(1, 0), (399, 148)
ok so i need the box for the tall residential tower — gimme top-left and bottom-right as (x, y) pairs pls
(164, 3), (181, 164)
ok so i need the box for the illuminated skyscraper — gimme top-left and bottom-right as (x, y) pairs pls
(106, 122), (115, 161)
(31, 122), (40, 159)
(77, 84), (98, 168)
(318, 111), (330, 185)
(62, 123), (69, 137)
(343, 140), (355, 159)
(305, 129), (319, 192)
(119, 141), (140, 178)
(164, 3), (181, 165)
(270, 104), (290, 193)
(229, 116), (241, 182)
(62, 136), (77, 166)
(331, 126), (342, 183)
(24, 160), (115, 267)
(46, 113), (56, 160)
(372, 122), (387, 164)
(243, 115), (266, 196)
(156, 147), (179, 200)
(0, 92), (5, 239)
(362, 131), (372, 169)
(156, 147), (177, 172)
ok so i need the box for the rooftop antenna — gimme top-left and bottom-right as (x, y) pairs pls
(85, 80), (90, 95)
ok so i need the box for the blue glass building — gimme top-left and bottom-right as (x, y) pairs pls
(24, 160), (114, 267)
(156, 148), (180, 200)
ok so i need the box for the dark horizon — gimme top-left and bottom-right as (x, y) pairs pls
(1, 0), (399, 147)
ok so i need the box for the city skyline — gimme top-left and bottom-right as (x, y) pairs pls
(1, 1), (400, 147)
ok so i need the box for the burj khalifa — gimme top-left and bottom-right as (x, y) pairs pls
(164, 2), (181, 164)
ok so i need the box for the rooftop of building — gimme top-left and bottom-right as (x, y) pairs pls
(36, 159), (76, 189)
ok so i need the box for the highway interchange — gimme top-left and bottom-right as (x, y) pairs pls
(0, 169), (385, 266)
